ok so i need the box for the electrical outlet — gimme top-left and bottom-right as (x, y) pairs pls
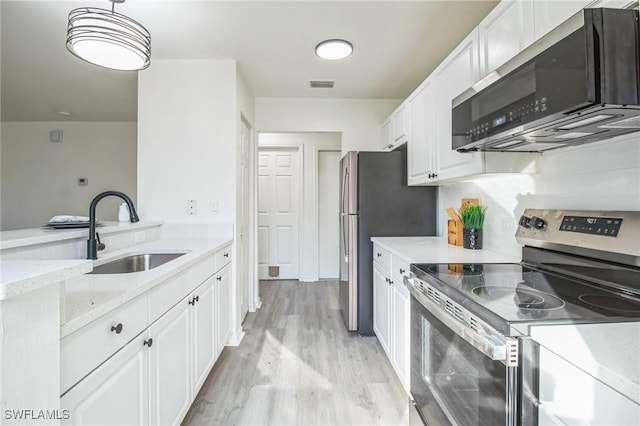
(502, 218), (515, 233)
(210, 201), (220, 215)
(186, 200), (197, 215)
(134, 231), (145, 243)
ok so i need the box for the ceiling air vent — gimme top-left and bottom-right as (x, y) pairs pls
(310, 80), (335, 89)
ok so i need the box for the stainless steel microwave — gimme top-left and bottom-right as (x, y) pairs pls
(452, 8), (640, 153)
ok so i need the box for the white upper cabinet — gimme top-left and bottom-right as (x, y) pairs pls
(392, 105), (407, 143)
(380, 119), (392, 151)
(407, 78), (437, 185)
(533, 0), (637, 41)
(381, 103), (408, 151)
(478, 0), (535, 77)
(432, 29), (483, 182)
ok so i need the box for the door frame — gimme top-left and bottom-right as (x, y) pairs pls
(313, 146), (341, 280)
(256, 141), (304, 281)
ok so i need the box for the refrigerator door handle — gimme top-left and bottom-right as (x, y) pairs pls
(341, 213), (349, 257)
(340, 166), (349, 214)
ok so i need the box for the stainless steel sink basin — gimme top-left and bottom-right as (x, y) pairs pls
(90, 253), (186, 274)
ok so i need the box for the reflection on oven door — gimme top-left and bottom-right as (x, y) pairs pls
(411, 296), (511, 425)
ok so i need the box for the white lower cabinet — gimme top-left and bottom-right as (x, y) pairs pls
(61, 333), (149, 425)
(215, 264), (233, 353)
(148, 295), (192, 426)
(373, 262), (391, 353)
(62, 244), (233, 426)
(372, 243), (410, 392)
(391, 281), (410, 390)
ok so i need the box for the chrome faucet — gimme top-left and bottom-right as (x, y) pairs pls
(87, 191), (139, 259)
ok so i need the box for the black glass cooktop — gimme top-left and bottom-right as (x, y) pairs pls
(411, 263), (640, 332)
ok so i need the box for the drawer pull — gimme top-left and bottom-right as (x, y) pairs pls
(143, 339), (153, 348)
(217, 276), (222, 281)
(377, 253), (382, 257)
(400, 268), (406, 274)
(223, 252), (229, 258)
(110, 323), (123, 334)
(189, 295), (200, 305)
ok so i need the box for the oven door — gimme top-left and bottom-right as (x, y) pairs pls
(410, 294), (518, 426)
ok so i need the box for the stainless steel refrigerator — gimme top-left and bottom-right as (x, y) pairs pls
(339, 150), (437, 335)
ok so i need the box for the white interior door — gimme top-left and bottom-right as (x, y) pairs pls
(258, 148), (300, 280)
(318, 150), (340, 279)
(239, 120), (251, 319)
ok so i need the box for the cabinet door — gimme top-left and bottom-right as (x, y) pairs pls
(61, 334), (149, 426)
(380, 119), (392, 151)
(478, 0), (535, 77)
(532, 0), (633, 41)
(532, 0), (590, 41)
(392, 105), (407, 143)
(192, 277), (216, 392)
(433, 29), (484, 182)
(373, 263), (391, 353)
(216, 264), (233, 352)
(407, 79), (436, 185)
(148, 299), (191, 426)
(391, 282), (410, 392)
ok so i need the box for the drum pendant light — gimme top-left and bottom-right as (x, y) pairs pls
(66, 0), (151, 71)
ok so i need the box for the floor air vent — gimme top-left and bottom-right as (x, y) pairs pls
(310, 80), (335, 88)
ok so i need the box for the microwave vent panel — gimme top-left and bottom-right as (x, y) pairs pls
(599, 115), (640, 129)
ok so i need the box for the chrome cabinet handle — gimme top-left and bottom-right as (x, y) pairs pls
(217, 276), (222, 281)
(223, 252), (229, 258)
(400, 268), (405, 274)
(110, 323), (123, 334)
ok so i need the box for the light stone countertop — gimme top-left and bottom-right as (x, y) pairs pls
(0, 259), (93, 301)
(531, 322), (640, 405)
(0, 221), (164, 250)
(370, 236), (521, 264)
(61, 237), (232, 338)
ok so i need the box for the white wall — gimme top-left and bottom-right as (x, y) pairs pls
(138, 59), (255, 344)
(259, 132), (341, 282)
(255, 98), (401, 154)
(439, 134), (640, 257)
(137, 60), (237, 224)
(1, 122), (137, 230)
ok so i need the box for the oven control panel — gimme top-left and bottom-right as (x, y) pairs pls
(515, 209), (640, 260)
(559, 215), (623, 237)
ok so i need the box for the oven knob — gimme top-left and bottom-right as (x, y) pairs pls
(518, 215), (531, 228)
(530, 216), (547, 230)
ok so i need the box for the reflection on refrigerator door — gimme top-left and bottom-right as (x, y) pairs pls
(339, 213), (358, 331)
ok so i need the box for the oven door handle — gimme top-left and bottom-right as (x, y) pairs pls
(405, 276), (518, 366)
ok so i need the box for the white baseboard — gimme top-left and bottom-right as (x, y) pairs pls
(228, 328), (245, 346)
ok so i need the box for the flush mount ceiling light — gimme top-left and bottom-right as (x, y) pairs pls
(315, 39), (353, 60)
(66, 0), (151, 71)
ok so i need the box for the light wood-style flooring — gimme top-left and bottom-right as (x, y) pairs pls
(183, 280), (420, 426)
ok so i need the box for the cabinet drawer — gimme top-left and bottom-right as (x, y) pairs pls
(372, 244), (392, 272)
(149, 254), (216, 323)
(215, 245), (232, 269)
(61, 293), (149, 394)
(392, 256), (410, 286)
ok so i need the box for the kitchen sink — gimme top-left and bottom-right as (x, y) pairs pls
(90, 252), (187, 274)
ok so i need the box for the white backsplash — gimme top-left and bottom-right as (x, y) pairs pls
(439, 134), (640, 257)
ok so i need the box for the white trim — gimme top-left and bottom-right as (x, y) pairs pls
(227, 328), (246, 347)
(313, 145), (341, 281)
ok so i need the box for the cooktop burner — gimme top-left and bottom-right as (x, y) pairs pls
(411, 262), (640, 333)
(578, 294), (640, 314)
(471, 286), (566, 310)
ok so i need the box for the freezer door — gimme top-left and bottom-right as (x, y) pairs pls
(340, 152), (358, 215)
(339, 213), (358, 331)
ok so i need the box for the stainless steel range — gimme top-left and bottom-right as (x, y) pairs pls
(405, 209), (640, 426)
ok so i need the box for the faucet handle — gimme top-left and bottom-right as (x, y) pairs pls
(96, 232), (106, 251)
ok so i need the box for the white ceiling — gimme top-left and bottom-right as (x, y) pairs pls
(1, 0), (498, 122)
